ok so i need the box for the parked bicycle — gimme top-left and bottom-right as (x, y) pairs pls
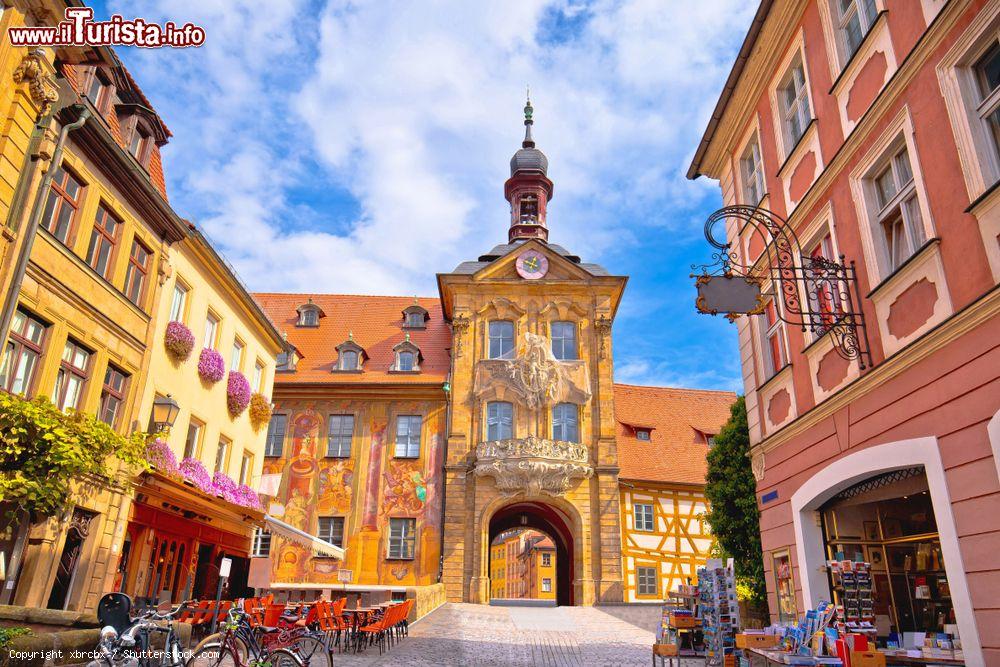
(88, 594), (188, 667)
(187, 605), (327, 667)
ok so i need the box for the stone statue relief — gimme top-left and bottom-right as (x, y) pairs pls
(474, 331), (591, 408)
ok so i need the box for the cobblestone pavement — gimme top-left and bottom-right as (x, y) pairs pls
(331, 603), (703, 666)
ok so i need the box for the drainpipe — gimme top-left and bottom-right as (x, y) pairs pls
(0, 105), (91, 353)
(437, 371), (452, 584)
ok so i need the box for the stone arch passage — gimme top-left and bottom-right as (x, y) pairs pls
(488, 501), (574, 606)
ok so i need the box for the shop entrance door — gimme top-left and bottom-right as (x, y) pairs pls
(47, 509), (95, 610)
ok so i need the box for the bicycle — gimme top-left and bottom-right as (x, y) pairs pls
(88, 598), (189, 667)
(187, 606), (323, 667)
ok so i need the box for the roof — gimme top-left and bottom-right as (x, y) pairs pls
(252, 293), (451, 386)
(614, 383), (736, 485)
(448, 240), (610, 276)
(687, 0), (774, 179)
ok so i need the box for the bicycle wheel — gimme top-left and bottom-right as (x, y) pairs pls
(186, 645), (239, 667)
(268, 648), (303, 667)
(290, 635), (330, 667)
(190, 634), (250, 663)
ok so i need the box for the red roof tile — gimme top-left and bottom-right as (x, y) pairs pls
(253, 293), (450, 386)
(614, 383), (736, 485)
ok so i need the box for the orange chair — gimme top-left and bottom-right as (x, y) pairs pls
(261, 602), (287, 628)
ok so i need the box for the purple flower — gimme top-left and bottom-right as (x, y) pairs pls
(226, 371), (252, 417)
(213, 471), (240, 504)
(146, 438), (180, 477)
(235, 484), (263, 510)
(179, 457), (214, 494)
(197, 348), (225, 383)
(164, 321), (195, 361)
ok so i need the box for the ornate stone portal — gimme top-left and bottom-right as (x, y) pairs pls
(474, 434), (593, 496)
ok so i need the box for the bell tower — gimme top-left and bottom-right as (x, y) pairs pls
(505, 94), (554, 243)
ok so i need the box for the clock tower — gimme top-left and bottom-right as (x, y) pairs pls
(436, 100), (627, 606)
(506, 95), (553, 243)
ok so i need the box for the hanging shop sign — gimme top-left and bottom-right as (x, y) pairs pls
(691, 205), (873, 368)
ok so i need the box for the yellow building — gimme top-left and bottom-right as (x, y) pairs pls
(0, 1), (187, 611)
(489, 537), (507, 599)
(614, 384), (734, 602)
(520, 533), (556, 600)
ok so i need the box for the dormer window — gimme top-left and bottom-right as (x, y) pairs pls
(392, 335), (422, 372)
(296, 299), (324, 327)
(115, 104), (168, 170)
(402, 304), (429, 329)
(636, 429), (651, 441)
(276, 347), (299, 372)
(85, 67), (113, 115)
(334, 336), (365, 372)
(128, 126), (150, 162)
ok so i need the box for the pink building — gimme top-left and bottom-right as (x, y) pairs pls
(689, 1), (1000, 662)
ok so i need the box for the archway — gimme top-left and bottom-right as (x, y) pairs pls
(488, 501), (574, 606)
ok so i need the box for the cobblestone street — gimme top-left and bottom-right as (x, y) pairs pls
(333, 603), (697, 666)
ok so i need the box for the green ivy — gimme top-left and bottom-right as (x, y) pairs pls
(0, 626), (31, 649)
(703, 396), (767, 604)
(0, 393), (149, 518)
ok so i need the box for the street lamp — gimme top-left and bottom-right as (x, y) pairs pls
(151, 394), (180, 432)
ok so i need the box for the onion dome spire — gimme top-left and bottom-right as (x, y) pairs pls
(505, 88), (553, 243)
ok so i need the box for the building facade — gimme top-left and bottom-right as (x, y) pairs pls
(689, 0), (1000, 663)
(519, 533), (557, 600)
(615, 384), (734, 603)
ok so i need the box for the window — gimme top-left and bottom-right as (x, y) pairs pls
(396, 351), (415, 371)
(973, 38), (1000, 180)
(123, 239), (151, 306)
(99, 365), (128, 427)
(707, 435), (718, 447)
(637, 566), (658, 596)
(867, 143), (926, 274)
(339, 349), (359, 370)
(541, 578), (552, 592)
(387, 518), (416, 559)
(41, 164), (82, 244)
(0, 309), (46, 395)
(635, 429), (651, 441)
(239, 451), (253, 485)
(169, 282), (188, 323)
(486, 401), (514, 441)
(835, 0), (879, 61)
(204, 312), (220, 350)
(253, 360), (264, 392)
(634, 503), (655, 532)
(184, 418), (204, 460)
(85, 68), (111, 113)
(395, 415), (422, 458)
(740, 136), (766, 205)
(760, 298), (788, 378)
(552, 403), (579, 443)
(215, 436), (230, 473)
(542, 553), (552, 567)
(251, 528), (271, 557)
(128, 126), (150, 163)
(550, 321), (577, 360)
(405, 311), (424, 327)
(231, 339), (244, 372)
(86, 205), (120, 279)
(488, 321), (515, 359)
(53, 339), (91, 411)
(778, 57), (812, 152)
(327, 414), (354, 457)
(805, 231), (843, 332)
(318, 516), (345, 548)
(301, 309), (318, 326)
(265, 414), (287, 457)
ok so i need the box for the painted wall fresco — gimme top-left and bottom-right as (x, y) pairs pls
(262, 400), (445, 589)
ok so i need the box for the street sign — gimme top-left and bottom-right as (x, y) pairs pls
(695, 275), (763, 316)
(219, 557), (232, 579)
(337, 569), (352, 583)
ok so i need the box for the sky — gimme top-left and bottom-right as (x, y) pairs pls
(90, 0), (755, 392)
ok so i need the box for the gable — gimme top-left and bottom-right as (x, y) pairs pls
(472, 240), (593, 283)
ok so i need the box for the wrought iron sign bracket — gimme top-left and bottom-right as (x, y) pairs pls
(691, 205), (873, 370)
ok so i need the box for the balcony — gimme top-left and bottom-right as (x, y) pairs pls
(474, 435), (592, 497)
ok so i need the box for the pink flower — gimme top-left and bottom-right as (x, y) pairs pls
(179, 457), (213, 494)
(213, 471), (240, 504)
(235, 484), (262, 510)
(146, 438), (180, 477)
(164, 321), (195, 361)
(226, 371), (252, 417)
(197, 348), (225, 383)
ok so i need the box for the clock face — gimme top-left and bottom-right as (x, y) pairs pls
(516, 250), (549, 280)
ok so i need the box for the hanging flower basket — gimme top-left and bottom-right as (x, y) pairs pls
(213, 471), (240, 504)
(248, 393), (272, 431)
(146, 438), (181, 478)
(179, 457), (213, 494)
(226, 371), (252, 417)
(198, 348), (225, 383)
(164, 321), (195, 361)
(234, 484), (263, 510)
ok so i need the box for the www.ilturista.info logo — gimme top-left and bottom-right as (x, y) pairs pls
(8, 7), (205, 48)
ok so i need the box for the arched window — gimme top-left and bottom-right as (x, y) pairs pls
(340, 349), (359, 370)
(551, 321), (577, 360)
(397, 351), (415, 371)
(488, 321), (515, 359)
(486, 401), (513, 441)
(520, 194), (539, 222)
(552, 403), (579, 443)
(302, 309), (318, 326)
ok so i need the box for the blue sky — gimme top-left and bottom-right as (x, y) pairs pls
(91, 0), (755, 391)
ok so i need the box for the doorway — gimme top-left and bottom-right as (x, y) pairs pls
(488, 502), (574, 606)
(47, 509), (95, 609)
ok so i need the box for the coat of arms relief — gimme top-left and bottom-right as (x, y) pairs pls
(472, 332), (594, 496)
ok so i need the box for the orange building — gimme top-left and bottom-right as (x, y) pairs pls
(519, 533), (557, 600)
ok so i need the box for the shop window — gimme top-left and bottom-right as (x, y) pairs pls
(0, 309), (47, 396)
(550, 321), (577, 360)
(99, 364), (129, 427)
(54, 338), (91, 411)
(265, 414), (287, 457)
(327, 414), (354, 458)
(863, 140), (927, 276)
(251, 528), (271, 557)
(86, 204), (120, 279)
(637, 566), (658, 596)
(42, 164), (82, 245)
(486, 401), (513, 441)
(318, 516), (345, 548)
(778, 56), (812, 154)
(387, 518), (415, 559)
(820, 467), (954, 634)
(772, 549), (798, 625)
(488, 321), (515, 359)
(740, 135), (766, 205)
(394, 415), (422, 458)
(552, 403), (579, 443)
(634, 503), (654, 532)
(123, 239), (151, 307)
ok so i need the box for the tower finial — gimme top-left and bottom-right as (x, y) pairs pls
(523, 87), (534, 148)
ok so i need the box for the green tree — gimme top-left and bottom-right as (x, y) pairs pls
(704, 396), (766, 603)
(0, 393), (148, 518)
